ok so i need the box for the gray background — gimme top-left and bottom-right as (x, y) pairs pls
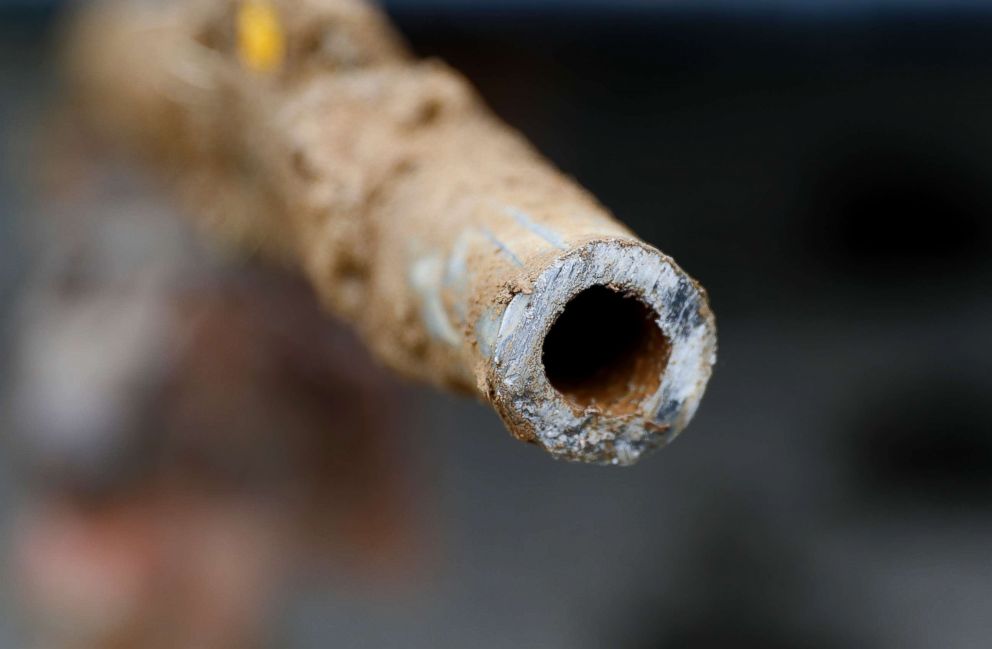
(2, 1), (992, 647)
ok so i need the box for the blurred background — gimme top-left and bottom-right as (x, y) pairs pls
(2, 0), (992, 647)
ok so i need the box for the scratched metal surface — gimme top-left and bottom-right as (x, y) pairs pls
(2, 3), (992, 648)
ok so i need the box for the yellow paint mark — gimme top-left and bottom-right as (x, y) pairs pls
(237, 1), (285, 73)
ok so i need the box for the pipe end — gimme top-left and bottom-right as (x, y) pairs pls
(487, 238), (716, 465)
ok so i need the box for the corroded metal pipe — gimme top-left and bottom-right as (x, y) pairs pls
(67, 0), (717, 464)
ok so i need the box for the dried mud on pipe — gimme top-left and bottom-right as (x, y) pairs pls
(66, 0), (717, 464)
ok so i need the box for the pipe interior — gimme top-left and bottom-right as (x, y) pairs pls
(541, 285), (671, 416)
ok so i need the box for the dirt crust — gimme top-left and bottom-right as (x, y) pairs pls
(67, 0), (717, 464)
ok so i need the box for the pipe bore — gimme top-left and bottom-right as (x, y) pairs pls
(542, 285), (671, 416)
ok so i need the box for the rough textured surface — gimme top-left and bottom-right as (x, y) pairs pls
(68, 0), (717, 464)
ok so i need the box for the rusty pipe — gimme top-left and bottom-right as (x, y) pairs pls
(66, 0), (717, 464)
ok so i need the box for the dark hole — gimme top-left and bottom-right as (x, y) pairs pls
(541, 286), (670, 415)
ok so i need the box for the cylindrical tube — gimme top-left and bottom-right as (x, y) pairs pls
(67, 0), (717, 464)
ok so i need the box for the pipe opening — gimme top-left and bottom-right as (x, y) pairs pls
(541, 285), (671, 416)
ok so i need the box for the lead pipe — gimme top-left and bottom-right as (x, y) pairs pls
(67, 0), (717, 464)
